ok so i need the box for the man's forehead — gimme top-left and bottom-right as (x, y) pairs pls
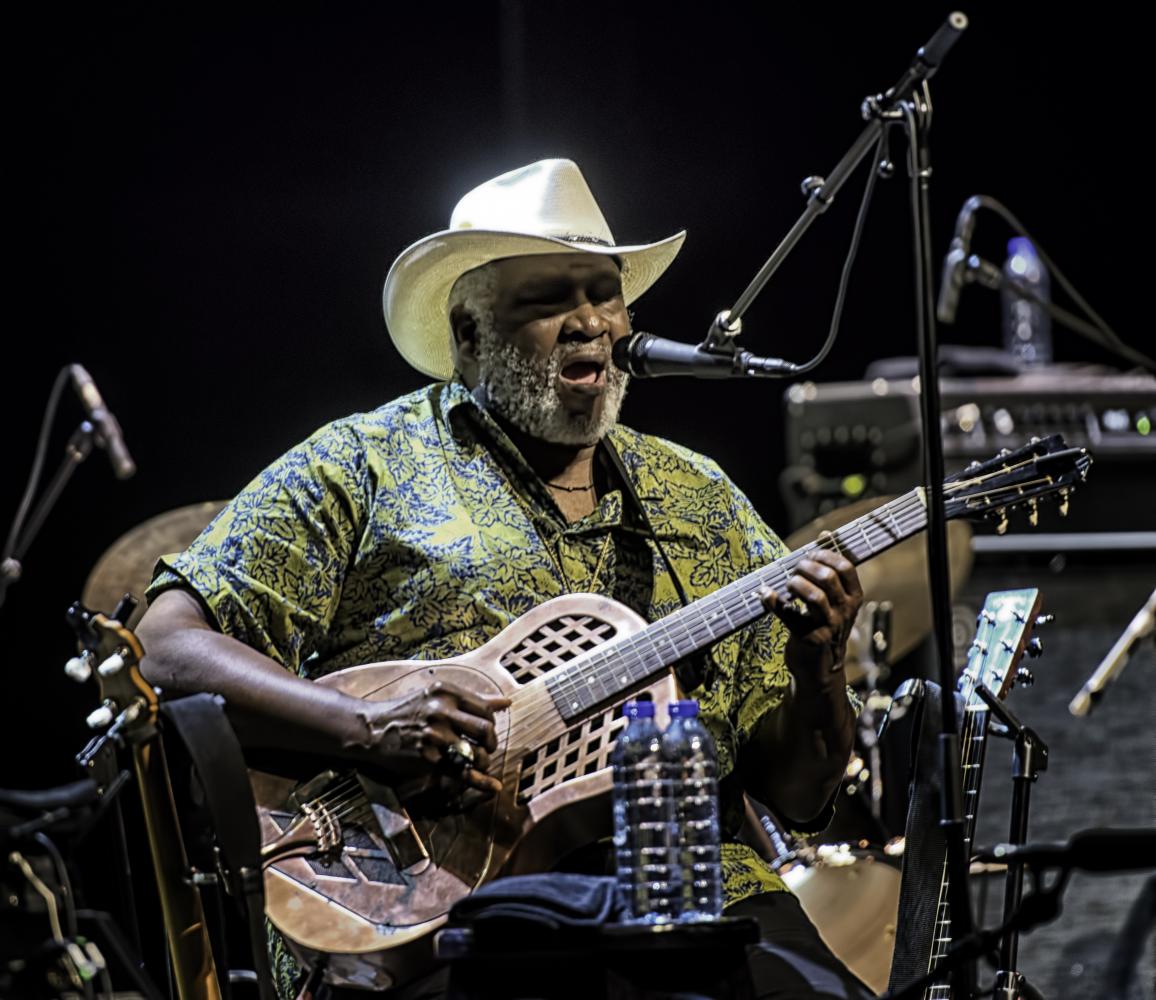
(493, 253), (621, 288)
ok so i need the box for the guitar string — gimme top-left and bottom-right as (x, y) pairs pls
(500, 493), (931, 761)
(527, 494), (927, 714)
(509, 491), (941, 756)
(532, 471), (1060, 724)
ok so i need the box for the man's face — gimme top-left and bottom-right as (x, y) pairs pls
(474, 253), (632, 446)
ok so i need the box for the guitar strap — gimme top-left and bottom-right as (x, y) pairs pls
(160, 694), (276, 1000)
(602, 438), (691, 610)
(603, 439), (714, 694)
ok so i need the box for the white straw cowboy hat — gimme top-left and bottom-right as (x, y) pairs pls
(382, 159), (686, 379)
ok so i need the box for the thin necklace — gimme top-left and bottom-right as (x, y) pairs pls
(507, 481), (614, 593)
(547, 481), (595, 493)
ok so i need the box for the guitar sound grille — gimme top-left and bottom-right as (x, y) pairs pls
(516, 709), (628, 803)
(499, 614), (618, 683)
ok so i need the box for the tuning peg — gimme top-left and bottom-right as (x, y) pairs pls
(1025, 637), (1044, 658)
(1028, 499), (1039, 527)
(64, 651), (94, 683)
(86, 704), (115, 729)
(1034, 614), (1054, 628)
(1015, 666), (1035, 687)
(98, 652), (126, 677)
(1059, 488), (1070, 517)
(995, 510), (1009, 534)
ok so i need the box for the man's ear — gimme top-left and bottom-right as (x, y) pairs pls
(450, 305), (480, 384)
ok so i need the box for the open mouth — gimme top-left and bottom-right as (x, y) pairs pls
(559, 358), (607, 388)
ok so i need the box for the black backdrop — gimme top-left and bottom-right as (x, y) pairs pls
(1, 2), (1152, 985)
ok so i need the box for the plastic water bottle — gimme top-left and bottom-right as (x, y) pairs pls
(610, 700), (680, 923)
(1001, 237), (1053, 366)
(664, 700), (723, 921)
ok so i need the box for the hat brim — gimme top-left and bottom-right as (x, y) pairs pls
(382, 229), (686, 379)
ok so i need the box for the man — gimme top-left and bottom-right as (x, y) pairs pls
(138, 159), (870, 999)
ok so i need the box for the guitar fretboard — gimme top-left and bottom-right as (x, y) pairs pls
(925, 702), (991, 999)
(544, 490), (929, 720)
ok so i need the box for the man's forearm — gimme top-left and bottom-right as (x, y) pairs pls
(137, 592), (366, 755)
(743, 642), (856, 824)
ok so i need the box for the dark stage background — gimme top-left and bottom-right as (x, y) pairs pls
(2, 3), (1153, 996)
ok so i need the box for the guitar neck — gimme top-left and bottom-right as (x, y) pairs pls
(546, 490), (930, 720)
(924, 704), (992, 999)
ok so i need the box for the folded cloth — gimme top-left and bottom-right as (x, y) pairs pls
(449, 873), (623, 930)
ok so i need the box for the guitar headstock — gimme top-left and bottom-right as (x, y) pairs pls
(944, 435), (1092, 534)
(959, 588), (1044, 705)
(65, 601), (157, 742)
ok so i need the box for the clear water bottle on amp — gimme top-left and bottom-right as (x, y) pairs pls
(663, 700), (723, 921)
(1002, 237), (1053, 366)
(610, 700), (680, 923)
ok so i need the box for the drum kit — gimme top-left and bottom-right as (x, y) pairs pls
(81, 495), (977, 995)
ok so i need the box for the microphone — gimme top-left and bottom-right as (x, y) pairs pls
(1070, 586), (1156, 716)
(68, 364), (137, 480)
(978, 828), (1156, 873)
(612, 333), (799, 379)
(936, 195), (985, 325)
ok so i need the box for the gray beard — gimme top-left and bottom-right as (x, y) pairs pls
(475, 325), (629, 446)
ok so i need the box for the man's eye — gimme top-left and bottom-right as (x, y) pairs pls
(517, 291), (566, 307)
(590, 285), (622, 304)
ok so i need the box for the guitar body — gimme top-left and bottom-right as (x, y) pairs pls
(252, 593), (679, 989)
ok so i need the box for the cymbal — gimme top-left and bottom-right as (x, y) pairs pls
(785, 495), (973, 676)
(82, 501), (228, 627)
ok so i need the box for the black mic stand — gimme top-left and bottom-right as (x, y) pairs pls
(695, 11), (976, 994)
(0, 420), (98, 610)
(894, 58), (979, 1000)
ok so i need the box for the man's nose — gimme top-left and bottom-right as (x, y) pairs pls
(559, 302), (610, 340)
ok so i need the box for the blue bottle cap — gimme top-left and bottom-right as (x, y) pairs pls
(668, 700), (700, 718)
(622, 700), (655, 719)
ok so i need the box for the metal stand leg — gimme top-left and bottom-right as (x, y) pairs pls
(975, 684), (1049, 1000)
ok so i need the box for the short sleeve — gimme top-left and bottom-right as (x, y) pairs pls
(145, 421), (369, 675)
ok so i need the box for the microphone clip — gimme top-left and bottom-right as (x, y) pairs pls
(703, 309), (744, 355)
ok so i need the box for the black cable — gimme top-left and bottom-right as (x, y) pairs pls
(2, 365), (72, 563)
(791, 128), (891, 375)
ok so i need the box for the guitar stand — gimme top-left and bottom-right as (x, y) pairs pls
(974, 684), (1049, 1000)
